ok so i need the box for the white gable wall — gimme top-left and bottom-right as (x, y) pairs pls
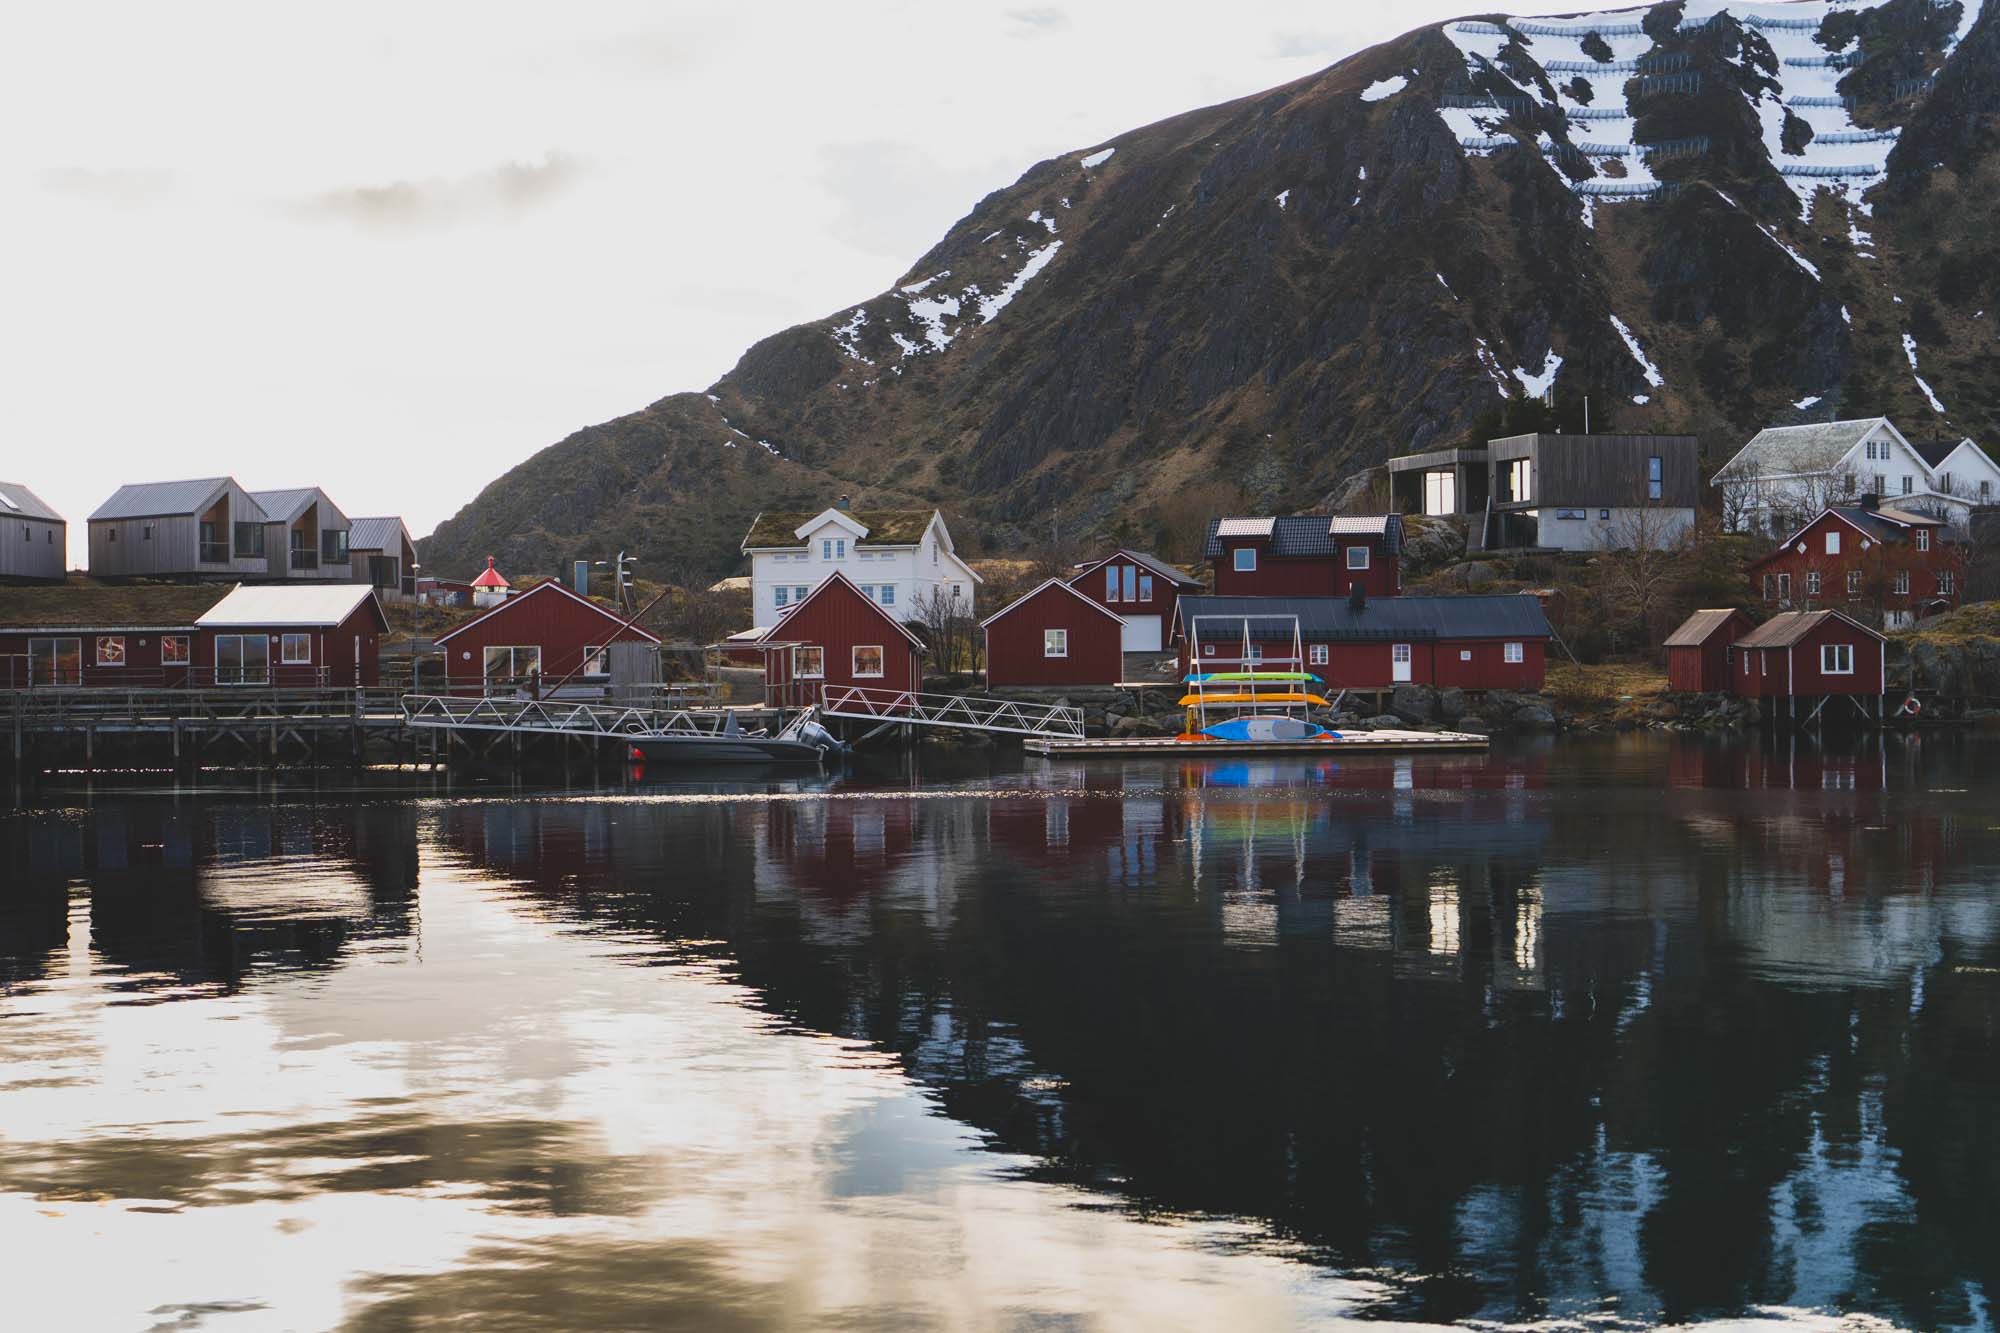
(749, 513), (978, 623)
(1723, 420), (1983, 532)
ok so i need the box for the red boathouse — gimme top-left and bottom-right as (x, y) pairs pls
(1730, 610), (1886, 713)
(1663, 607), (1755, 693)
(759, 572), (924, 708)
(434, 579), (659, 695)
(981, 578), (1125, 687)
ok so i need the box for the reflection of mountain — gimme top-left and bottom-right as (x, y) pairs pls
(427, 743), (2000, 1327)
(1, 798), (418, 990)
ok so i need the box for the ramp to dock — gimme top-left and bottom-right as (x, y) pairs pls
(400, 693), (776, 742)
(817, 686), (1085, 740)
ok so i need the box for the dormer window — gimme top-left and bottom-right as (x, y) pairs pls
(822, 538), (846, 560)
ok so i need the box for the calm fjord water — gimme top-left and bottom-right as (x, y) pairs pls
(3, 734), (1997, 1331)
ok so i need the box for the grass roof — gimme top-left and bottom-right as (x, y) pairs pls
(0, 576), (227, 628)
(742, 509), (935, 549)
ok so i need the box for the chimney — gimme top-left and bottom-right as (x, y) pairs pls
(836, 494), (851, 511)
(1349, 581), (1367, 614)
(1861, 492), (1880, 510)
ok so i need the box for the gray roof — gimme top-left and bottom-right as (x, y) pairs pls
(1736, 609), (1884, 649)
(1176, 593), (1551, 642)
(1664, 608), (1750, 648)
(1203, 514), (1403, 558)
(348, 516), (411, 552)
(1074, 548), (1202, 588)
(1911, 440), (1957, 469)
(89, 477), (247, 522)
(249, 488), (334, 523)
(1713, 418), (1888, 480)
(0, 481), (63, 522)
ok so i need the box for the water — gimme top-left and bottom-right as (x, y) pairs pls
(3, 733), (1998, 1331)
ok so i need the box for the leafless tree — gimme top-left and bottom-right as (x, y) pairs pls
(910, 584), (978, 675)
(1600, 506), (1688, 647)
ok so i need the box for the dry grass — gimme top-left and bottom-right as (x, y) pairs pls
(1545, 661), (1669, 714)
(0, 576), (227, 627)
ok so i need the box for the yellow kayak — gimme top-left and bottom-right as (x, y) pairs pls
(1177, 691), (1329, 707)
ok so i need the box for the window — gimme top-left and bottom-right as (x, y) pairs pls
(1821, 643), (1854, 675)
(1893, 570), (1910, 595)
(482, 645), (541, 685)
(1506, 458), (1532, 502)
(1308, 644), (1328, 666)
(1826, 531), (1840, 555)
(1902, 476), (1914, 495)
(1777, 573), (1791, 601)
(1648, 456), (1663, 501)
(1806, 571), (1821, 596)
(1760, 652), (1768, 677)
(215, 634), (270, 685)
(27, 637), (80, 686)
(281, 633), (311, 665)
(322, 529), (349, 565)
(1983, 480), (1993, 499)
(879, 585), (895, 606)
(1504, 642), (1524, 664)
(233, 522), (264, 559)
(580, 645), (609, 677)
(852, 645), (884, 677)
(161, 635), (191, 666)
(1424, 470), (1457, 516)
(859, 585), (875, 599)
(1044, 628), (1069, 658)
(142, 524), (152, 541)
(775, 586), (789, 608)
(1105, 567), (1119, 602)
(1246, 644), (1264, 662)
(1122, 565), (1137, 602)
(1942, 472), (1954, 493)
(1847, 571), (1862, 598)
(1843, 473), (1857, 496)
(1391, 643), (1412, 667)
(1347, 546), (1371, 569)
(821, 538), (846, 560)
(108, 528), (117, 542)
(1600, 509), (1611, 520)
(1865, 440), (1877, 460)
(1460, 650), (1472, 661)
(794, 586), (809, 603)
(1554, 508), (1587, 521)
(1233, 547), (1257, 572)
(794, 646), (824, 678)
(1938, 570), (1956, 595)
(1763, 574), (1775, 601)
(1916, 529), (1930, 552)
(96, 636), (126, 667)
(1138, 574), (1154, 602)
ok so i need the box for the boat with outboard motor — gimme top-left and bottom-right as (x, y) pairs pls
(629, 708), (845, 765)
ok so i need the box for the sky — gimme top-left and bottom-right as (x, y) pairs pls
(4, 0), (1552, 568)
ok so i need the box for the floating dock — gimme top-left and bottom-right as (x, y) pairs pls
(1023, 729), (1488, 757)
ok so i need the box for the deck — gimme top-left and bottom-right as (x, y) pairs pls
(1023, 729), (1488, 757)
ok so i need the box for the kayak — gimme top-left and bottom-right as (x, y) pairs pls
(1177, 691), (1329, 707)
(1184, 671), (1325, 685)
(1193, 716), (1336, 742)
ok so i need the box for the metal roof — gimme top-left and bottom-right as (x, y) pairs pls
(1073, 548), (1202, 588)
(348, 516), (411, 552)
(1664, 608), (1750, 648)
(248, 488), (322, 522)
(89, 477), (250, 522)
(1176, 593), (1552, 642)
(1735, 609), (1884, 649)
(1213, 517), (1276, 538)
(0, 481), (63, 522)
(1712, 418), (1889, 480)
(1327, 516), (1392, 537)
(195, 583), (382, 628)
(1203, 514), (1402, 558)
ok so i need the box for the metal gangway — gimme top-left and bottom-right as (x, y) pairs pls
(400, 693), (796, 742)
(817, 686), (1085, 740)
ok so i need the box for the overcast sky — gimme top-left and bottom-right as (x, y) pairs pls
(5, 1), (1551, 567)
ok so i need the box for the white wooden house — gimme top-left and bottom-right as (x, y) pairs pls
(1713, 418), (2000, 533)
(740, 499), (980, 629)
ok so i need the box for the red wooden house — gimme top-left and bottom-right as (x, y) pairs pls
(1173, 594), (1551, 691)
(981, 578), (1125, 687)
(1068, 550), (1203, 653)
(1663, 608), (1755, 693)
(1731, 610), (1886, 710)
(192, 584), (388, 687)
(1204, 516), (1403, 599)
(434, 579), (658, 695)
(759, 572), (924, 708)
(1746, 505), (1963, 631)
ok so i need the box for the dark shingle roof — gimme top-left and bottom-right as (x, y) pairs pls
(1736, 609), (1883, 649)
(1910, 440), (1957, 469)
(1664, 608), (1750, 648)
(742, 508), (935, 549)
(1202, 514), (1403, 558)
(1176, 593), (1550, 642)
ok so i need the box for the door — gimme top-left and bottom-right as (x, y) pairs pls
(1391, 643), (1413, 683)
(1120, 615), (1162, 653)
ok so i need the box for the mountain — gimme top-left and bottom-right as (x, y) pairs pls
(423, 0), (1999, 580)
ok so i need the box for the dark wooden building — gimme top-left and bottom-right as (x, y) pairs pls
(758, 572), (925, 708)
(1731, 609), (1885, 707)
(1745, 505), (1963, 631)
(1203, 515), (1403, 598)
(1173, 593), (1552, 691)
(1389, 434), (1699, 552)
(1068, 549), (1202, 653)
(1663, 608), (1755, 693)
(435, 579), (658, 695)
(982, 578), (1126, 687)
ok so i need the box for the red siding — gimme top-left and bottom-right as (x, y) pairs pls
(761, 575), (922, 707)
(0, 628), (196, 690)
(1748, 511), (1964, 623)
(438, 583), (655, 694)
(1666, 610), (1754, 693)
(1211, 539), (1400, 598)
(1181, 633), (1545, 690)
(1, 607), (381, 689)
(985, 582), (1123, 686)
(1731, 621), (1884, 699)
(1069, 554), (1194, 632)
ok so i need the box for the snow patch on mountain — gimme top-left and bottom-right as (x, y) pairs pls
(1609, 314), (1664, 395)
(1361, 75), (1409, 103)
(979, 240), (1063, 324)
(1079, 147), (1115, 168)
(1903, 334), (1947, 414)
(1512, 350), (1564, 399)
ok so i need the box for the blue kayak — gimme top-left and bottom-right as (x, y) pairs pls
(1198, 716), (1336, 742)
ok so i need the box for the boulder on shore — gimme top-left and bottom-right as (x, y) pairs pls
(1390, 684), (1437, 724)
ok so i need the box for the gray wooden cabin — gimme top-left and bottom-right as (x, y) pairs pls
(1391, 433), (1700, 551)
(0, 481), (67, 582)
(347, 516), (417, 600)
(250, 488), (353, 581)
(89, 477), (275, 579)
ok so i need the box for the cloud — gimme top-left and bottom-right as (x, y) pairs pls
(293, 152), (588, 229)
(1006, 7), (1068, 34)
(37, 167), (181, 208)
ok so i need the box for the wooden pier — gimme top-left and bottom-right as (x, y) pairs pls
(1023, 729), (1488, 757)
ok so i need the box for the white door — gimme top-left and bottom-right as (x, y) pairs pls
(1120, 614), (1162, 653)
(1391, 643), (1412, 683)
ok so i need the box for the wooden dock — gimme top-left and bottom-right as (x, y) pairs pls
(1023, 729), (1488, 757)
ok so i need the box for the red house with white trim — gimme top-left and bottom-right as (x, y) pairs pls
(759, 572), (924, 708)
(982, 579), (1125, 687)
(1068, 550), (1203, 653)
(1173, 594), (1551, 691)
(1730, 610), (1885, 707)
(1204, 516), (1403, 598)
(1746, 505), (1963, 630)
(435, 580), (658, 695)
(1663, 608), (1755, 693)
(193, 584), (388, 687)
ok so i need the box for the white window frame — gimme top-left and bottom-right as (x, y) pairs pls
(879, 585), (895, 607)
(1893, 570), (1910, 596)
(1391, 643), (1412, 666)
(161, 635), (191, 667)
(1826, 531), (1840, 555)
(215, 633), (271, 686)
(1105, 567), (1119, 602)
(1916, 529), (1930, 552)
(1233, 547), (1257, 572)
(1821, 643), (1854, 675)
(1847, 570), (1862, 598)
(1806, 571), (1821, 597)
(27, 637), (80, 686)
(1939, 570), (1956, 595)
(1308, 644), (1328, 666)
(1138, 573), (1154, 602)
(852, 645), (885, 678)
(581, 644), (609, 678)
(1346, 546), (1371, 570)
(96, 635), (126, 667)
(1044, 628), (1068, 658)
(774, 586), (789, 608)
(1504, 642), (1524, 664)
(280, 633), (312, 665)
(482, 645), (541, 684)
(794, 645), (824, 679)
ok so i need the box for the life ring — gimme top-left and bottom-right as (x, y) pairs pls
(1899, 695), (1922, 718)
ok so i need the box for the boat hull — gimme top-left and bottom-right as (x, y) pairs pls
(630, 735), (831, 765)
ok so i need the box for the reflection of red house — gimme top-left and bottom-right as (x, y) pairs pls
(1731, 610), (1885, 705)
(434, 580), (657, 695)
(982, 579), (1125, 687)
(1663, 608), (1755, 693)
(760, 573), (924, 708)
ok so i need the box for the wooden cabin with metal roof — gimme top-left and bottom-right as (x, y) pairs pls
(87, 477), (274, 580)
(0, 481), (66, 583)
(347, 517), (418, 600)
(1067, 549), (1202, 653)
(249, 488), (353, 582)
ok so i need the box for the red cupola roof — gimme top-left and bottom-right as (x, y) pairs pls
(470, 556), (510, 589)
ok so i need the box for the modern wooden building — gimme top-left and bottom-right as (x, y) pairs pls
(348, 517), (418, 601)
(1068, 549), (1203, 653)
(1745, 504), (1963, 631)
(758, 572), (924, 708)
(194, 584), (389, 688)
(1389, 434), (1699, 551)
(981, 578), (1125, 687)
(1203, 515), (1403, 598)
(88, 477), (274, 580)
(1663, 608), (1755, 693)
(0, 481), (66, 582)
(434, 579), (658, 696)
(1730, 610), (1886, 709)
(249, 488), (353, 582)
(1173, 593), (1552, 691)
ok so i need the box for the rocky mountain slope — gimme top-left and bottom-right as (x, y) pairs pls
(424, 0), (2000, 579)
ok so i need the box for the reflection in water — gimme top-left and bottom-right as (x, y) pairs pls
(2, 733), (1998, 1330)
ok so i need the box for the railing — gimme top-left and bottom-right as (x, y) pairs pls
(0, 660), (336, 690)
(400, 693), (746, 739)
(290, 548), (319, 570)
(818, 686), (1085, 739)
(199, 541), (230, 563)
(1, 686), (401, 729)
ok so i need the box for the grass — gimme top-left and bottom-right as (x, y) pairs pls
(1899, 601), (2000, 645)
(0, 575), (228, 627)
(1545, 661), (1669, 716)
